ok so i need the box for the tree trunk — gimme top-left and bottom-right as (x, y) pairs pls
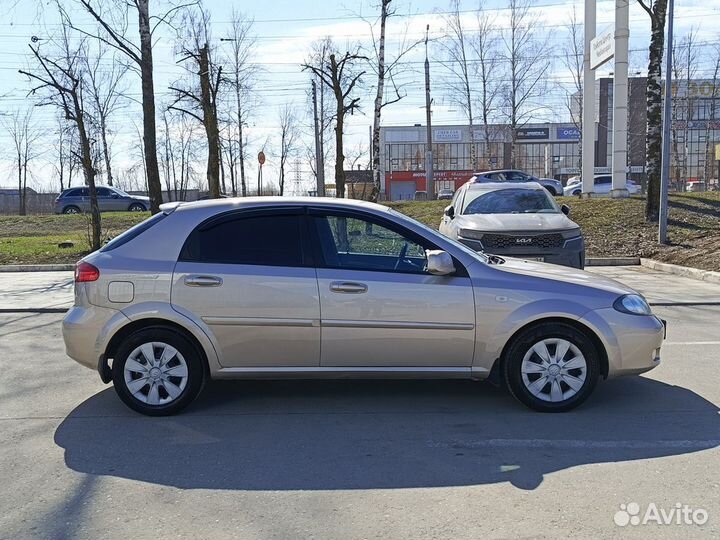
(137, 0), (163, 213)
(99, 112), (114, 186)
(334, 93), (345, 198)
(370, 0), (389, 202)
(73, 97), (101, 251)
(234, 80), (247, 197)
(17, 151), (24, 216)
(644, 0), (668, 222)
(199, 45), (221, 198)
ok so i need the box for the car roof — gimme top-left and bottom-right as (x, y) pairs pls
(473, 169), (524, 175)
(465, 181), (545, 192)
(162, 196), (392, 215)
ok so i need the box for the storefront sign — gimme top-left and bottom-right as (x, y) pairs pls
(591, 29), (614, 70)
(556, 127), (581, 140)
(434, 129), (463, 142)
(516, 127), (549, 140)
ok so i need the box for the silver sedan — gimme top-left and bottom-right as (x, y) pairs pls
(62, 197), (665, 415)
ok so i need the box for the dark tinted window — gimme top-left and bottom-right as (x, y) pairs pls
(463, 188), (557, 214)
(97, 187), (112, 196)
(596, 176), (611, 184)
(102, 212), (168, 252)
(63, 188), (82, 197)
(183, 214), (303, 266)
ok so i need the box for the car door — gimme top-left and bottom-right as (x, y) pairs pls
(309, 209), (475, 368)
(439, 185), (465, 236)
(95, 187), (115, 212)
(77, 187), (90, 212)
(171, 208), (320, 368)
(595, 175), (611, 194)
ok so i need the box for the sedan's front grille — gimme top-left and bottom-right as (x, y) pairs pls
(482, 233), (564, 250)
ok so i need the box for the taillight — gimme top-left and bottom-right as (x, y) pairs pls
(75, 261), (100, 282)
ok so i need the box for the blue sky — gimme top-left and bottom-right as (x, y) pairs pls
(2, 0), (719, 192)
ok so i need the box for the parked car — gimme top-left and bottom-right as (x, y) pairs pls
(54, 186), (150, 214)
(562, 175), (640, 196)
(471, 169), (563, 196)
(439, 182), (585, 269)
(437, 188), (455, 200)
(63, 197), (664, 416)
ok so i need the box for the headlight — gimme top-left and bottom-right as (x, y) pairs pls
(458, 228), (484, 241)
(613, 294), (652, 316)
(560, 228), (582, 240)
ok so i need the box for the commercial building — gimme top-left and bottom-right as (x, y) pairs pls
(379, 77), (720, 200)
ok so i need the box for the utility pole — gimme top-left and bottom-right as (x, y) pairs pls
(312, 80), (326, 196)
(424, 24), (434, 200)
(581, 0), (596, 197)
(659, 0), (674, 244)
(610, 0), (630, 198)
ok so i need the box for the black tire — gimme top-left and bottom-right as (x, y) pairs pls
(503, 322), (600, 412)
(63, 205), (81, 214)
(112, 327), (205, 416)
(573, 189), (581, 197)
(128, 203), (146, 212)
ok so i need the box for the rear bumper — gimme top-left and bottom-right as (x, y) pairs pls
(62, 304), (127, 371)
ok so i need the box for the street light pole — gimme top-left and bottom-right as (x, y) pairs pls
(659, 0), (674, 244)
(424, 25), (434, 200)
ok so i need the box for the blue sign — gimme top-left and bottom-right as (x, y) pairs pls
(556, 127), (581, 140)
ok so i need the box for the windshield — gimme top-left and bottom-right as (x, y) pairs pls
(112, 187), (131, 197)
(462, 188), (559, 215)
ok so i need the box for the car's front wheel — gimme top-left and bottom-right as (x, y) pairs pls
(128, 203), (146, 212)
(62, 205), (81, 214)
(503, 322), (600, 412)
(112, 327), (205, 416)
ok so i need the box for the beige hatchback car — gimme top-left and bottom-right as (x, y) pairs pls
(63, 197), (665, 416)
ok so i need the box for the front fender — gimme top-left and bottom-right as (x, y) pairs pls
(473, 298), (593, 374)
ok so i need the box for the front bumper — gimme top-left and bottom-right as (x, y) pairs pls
(458, 236), (585, 269)
(579, 309), (665, 377)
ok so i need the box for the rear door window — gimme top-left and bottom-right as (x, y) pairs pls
(181, 213), (305, 267)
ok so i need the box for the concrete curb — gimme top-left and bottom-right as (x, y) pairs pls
(640, 258), (720, 285)
(0, 264), (74, 273)
(585, 257), (640, 266)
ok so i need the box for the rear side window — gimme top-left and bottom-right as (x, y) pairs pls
(181, 214), (304, 267)
(63, 188), (82, 197)
(101, 212), (168, 252)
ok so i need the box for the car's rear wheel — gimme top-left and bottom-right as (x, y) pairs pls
(112, 328), (205, 416)
(503, 322), (599, 412)
(63, 205), (81, 214)
(128, 203), (146, 212)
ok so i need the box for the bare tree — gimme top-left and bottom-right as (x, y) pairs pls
(277, 103), (299, 196)
(637, 0), (668, 222)
(306, 37), (337, 188)
(19, 26), (101, 249)
(3, 108), (41, 215)
(469, 1), (501, 166)
(68, 0), (195, 213)
(560, 5), (583, 169)
(170, 7), (223, 198)
(224, 10), (257, 197)
(363, 0), (422, 200)
(440, 0), (476, 169)
(501, 0), (551, 167)
(303, 49), (366, 198)
(82, 40), (127, 186)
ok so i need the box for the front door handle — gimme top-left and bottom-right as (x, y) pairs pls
(185, 275), (223, 287)
(329, 281), (368, 294)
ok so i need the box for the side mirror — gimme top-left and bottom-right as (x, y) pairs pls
(561, 204), (570, 216)
(444, 205), (455, 219)
(426, 250), (456, 276)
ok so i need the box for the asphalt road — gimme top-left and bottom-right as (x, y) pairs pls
(0, 267), (718, 539)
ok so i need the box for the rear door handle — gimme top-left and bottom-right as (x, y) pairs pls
(329, 281), (368, 294)
(184, 275), (223, 287)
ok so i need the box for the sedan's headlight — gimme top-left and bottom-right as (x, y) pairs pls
(458, 228), (484, 241)
(613, 294), (652, 316)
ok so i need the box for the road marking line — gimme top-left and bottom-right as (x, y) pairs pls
(664, 341), (720, 345)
